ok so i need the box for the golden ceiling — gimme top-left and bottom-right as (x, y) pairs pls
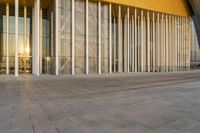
(0, 0), (189, 16)
(0, 0), (51, 8)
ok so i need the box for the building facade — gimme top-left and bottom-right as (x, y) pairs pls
(0, 0), (196, 76)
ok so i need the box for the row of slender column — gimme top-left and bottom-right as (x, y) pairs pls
(70, 1), (112, 74)
(11, 0), (58, 76)
(112, 7), (190, 73)
(9, 1), (191, 76)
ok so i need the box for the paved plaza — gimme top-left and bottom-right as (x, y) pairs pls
(0, 71), (200, 133)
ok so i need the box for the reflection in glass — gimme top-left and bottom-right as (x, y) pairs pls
(41, 0), (55, 75)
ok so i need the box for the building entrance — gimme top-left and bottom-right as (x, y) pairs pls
(0, 4), (32, 74)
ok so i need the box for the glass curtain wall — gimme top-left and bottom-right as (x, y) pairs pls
(190, 18), (200, 67)
(18, 7), (32, 74)
(111, 5), (118, 73)
(40, 0), (55, 74)
(101, 4), (109, 73)
(55, 1), (191, 75)
(0, 4), (32, 74)
(88, 1), (98, 73)
(58, 0), (71, 74)
(0, 5), (7, 74)
(75, 0), (86, 74)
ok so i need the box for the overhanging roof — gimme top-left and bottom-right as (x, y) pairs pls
(187, 0), (200, 47)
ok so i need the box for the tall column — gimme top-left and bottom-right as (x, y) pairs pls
(32, 6), (35, 74)
(179, 17), (181, 70)
(86, 0), (88, 74)
(141, 10), (144, 72)
(72, 0), (75, 74)
(161, 14), (164, 72)
(157, 13), (160, 72)
(113, 18), (116, 72)
(177, 16), (179, 71)
(152, 12), (155, 72)
(163, 14), (166, 72)
(24, 7), (27, 55)
(183, 17), (186, 69)
(24, 6), (27, 73)
(166, 15), (169, 72)
(51, 12), (54, 60)
(183, 17), (185, 70)
(186, 17), (190, 70)
(127, 7), (130, 72)
(39, 9), (42, 74)
(124, 16), (127, 72)
(15, 0), (19, 76)
(98, 1), (101, 74)
(55, 0), (59, 75)
(109, 4), (112, 74)
(132, 15), (135, 72)
(138, 16), (141, 72)
(175, 16), (177, 71)
(134, 9), (137, 72)
(182, 17), (184, 70)
(178, 17), (180, 70)
(169, 15), (171, 71)
(6, 4), (9, 74)
(172, 16), (175, 71)
(147, 11), (150, 72)
(35, 0), (40, 76)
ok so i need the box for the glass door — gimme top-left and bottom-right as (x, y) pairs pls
(18, 7), (32, 74)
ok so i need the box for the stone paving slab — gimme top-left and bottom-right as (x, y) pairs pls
(0, 71), (200, 133)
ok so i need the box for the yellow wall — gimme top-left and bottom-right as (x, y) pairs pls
(0, 0), (189, 16)
(102, 0), (189, 16)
